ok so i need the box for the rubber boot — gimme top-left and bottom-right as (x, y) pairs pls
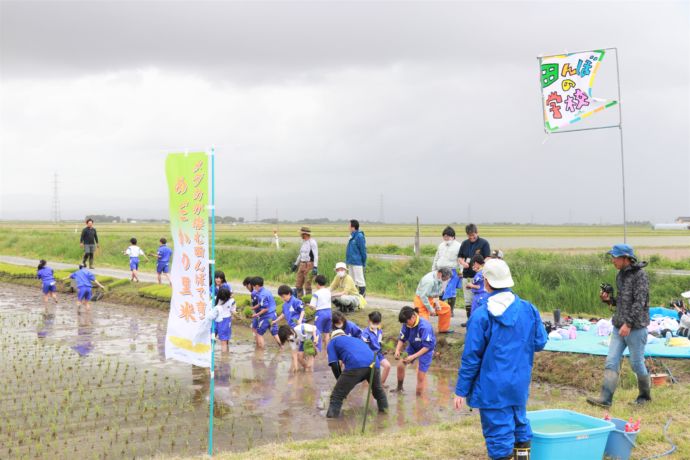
(586, 369), (618, 408)
(514, 441), (531, 460)
(447, 297), (456, 317)
(358, 286), (366, 297)
(461, 305), (472, 327)
(326, 402), (341, 418)
(634, 374), (652, 405)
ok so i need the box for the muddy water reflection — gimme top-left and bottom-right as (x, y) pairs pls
(1, 283), (464, 456)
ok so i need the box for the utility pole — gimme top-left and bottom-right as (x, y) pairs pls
(414, 216), (420, 257)
(254, 195), (259, 223)
(52, 172), (61, 223)
(379, 193), (384, 223)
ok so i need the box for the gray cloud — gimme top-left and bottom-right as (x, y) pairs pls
(1, 0), (688, 224)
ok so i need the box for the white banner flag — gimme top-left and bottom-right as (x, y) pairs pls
(539, 49), (618, 132)
(164, 152), (212, 367)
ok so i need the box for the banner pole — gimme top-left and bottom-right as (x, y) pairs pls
(207, 147), (217, 456)
(614, 48), (628, 243)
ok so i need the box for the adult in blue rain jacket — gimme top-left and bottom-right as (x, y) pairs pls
(345, 219), (368, 297)
(454, 259), (547, 460)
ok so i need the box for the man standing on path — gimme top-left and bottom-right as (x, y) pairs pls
(454, 259), (547, 460)
(79, 218), (99, 269)
(458, 224), (490, 327)
(291, 227), (318, 298)
(346, 219), (367, 297)
(587, 244), (651, 408)
(432, 226), (462, 317)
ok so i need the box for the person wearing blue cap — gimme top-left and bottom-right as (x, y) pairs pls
(587, 244), (651, 408)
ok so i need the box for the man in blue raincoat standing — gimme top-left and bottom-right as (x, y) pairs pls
(454, 259), (547, 460)
(345, 219), (367, 297)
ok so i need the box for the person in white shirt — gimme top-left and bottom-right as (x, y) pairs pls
(124, 237), (149, 282)
(310, 274), (332, 351)
(291, 227), (319, 298)
(431, 226), (462, 316)
(277, 323), (319, 372)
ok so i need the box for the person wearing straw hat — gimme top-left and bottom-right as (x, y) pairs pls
(326, 329), (388, 418)
(454, 258), (547, 460)
(291, 226), (319, 298)
(587, 244), (651, 408)
(330, 262), (362, 312)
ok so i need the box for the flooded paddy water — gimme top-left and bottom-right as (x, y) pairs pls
(0, 283), (464, 459)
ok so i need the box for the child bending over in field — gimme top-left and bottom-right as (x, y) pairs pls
(37, 259), (58, 303)
(124, 238), (149, 282)
(68, 265), (106, 310)
(278, 324), (319, 372)
(251, 277), (282, 349)
(272, 285), (305, 328)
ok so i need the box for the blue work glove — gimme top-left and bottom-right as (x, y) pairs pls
(312, 267), (318, 275)
(291, 264), (298, 273)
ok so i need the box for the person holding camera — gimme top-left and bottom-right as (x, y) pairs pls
(587, 244), (651, 408)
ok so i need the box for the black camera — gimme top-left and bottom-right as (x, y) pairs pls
(600, 283), (614, 295)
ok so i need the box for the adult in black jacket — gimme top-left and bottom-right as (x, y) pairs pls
(80, 219), (99, 268)
(457, 223), (490, 325)
(587, 244), (651, 408)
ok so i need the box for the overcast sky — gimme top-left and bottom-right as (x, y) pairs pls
(1, 0), (688, 224)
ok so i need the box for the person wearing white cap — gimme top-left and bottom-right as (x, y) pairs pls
(454, 259), (547, 460)
(330, 262), (362, 312)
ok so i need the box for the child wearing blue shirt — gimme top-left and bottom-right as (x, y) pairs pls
(361, 311), (392, 385)
(467, 254), (488, 314)
(326, 329), (388, 418)
(331, 311), (363, 339)
(251, 277), (281, 349)
(156, 238), (172, 285)
(273, 285), (305, 328)
(68, 265), (105, 309)
(36, 259), (58, 303)
(213, 270), (232, 304)
(124, 238), (149, 282)
(394, 306), (436, 395)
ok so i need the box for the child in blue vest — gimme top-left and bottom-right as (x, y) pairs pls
(243, 277), (260, 337)
(331, 311), (363, 338)
(273, 285), (305, 328)
(68, 265), (105, 309)
(37, 259), (58, 303)
(361, 311), (392, 385)
(251, 277), (281, 349)
(467, 254), (488, 314)
(213, 270), (232, 304)
(394, 306), (436, 395)
(156, 238), (172, 285)
(124, 238), (149, 282)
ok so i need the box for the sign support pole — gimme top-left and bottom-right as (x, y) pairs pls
(614, 48), (628, 243)
(207, 147), (216, 456)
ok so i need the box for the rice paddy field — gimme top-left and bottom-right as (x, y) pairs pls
(2, 222), (690, 459)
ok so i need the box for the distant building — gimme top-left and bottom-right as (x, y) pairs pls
(676, 217), (690, 224)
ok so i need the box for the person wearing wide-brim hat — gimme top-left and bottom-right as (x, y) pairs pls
(330, 262), (363, 312)
(587, 243), (651, 408)
(291, 227), (319, 298)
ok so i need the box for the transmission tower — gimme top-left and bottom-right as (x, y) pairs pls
(52, 172), (61, 223)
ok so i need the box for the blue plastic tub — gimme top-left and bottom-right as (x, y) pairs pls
(528, 409), (615, 460)
(604, 418), (639, 460)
